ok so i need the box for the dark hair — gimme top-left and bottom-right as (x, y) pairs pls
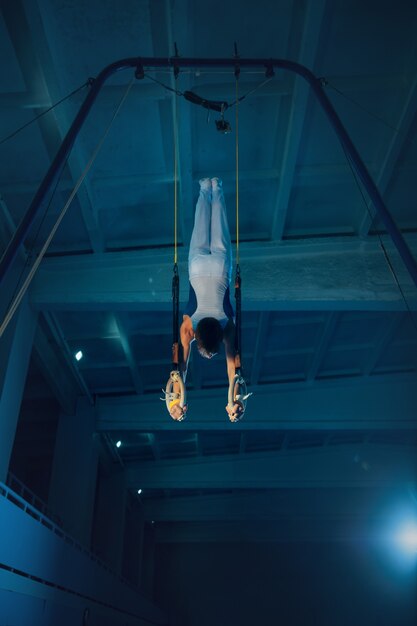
(195, 317), (223, 359)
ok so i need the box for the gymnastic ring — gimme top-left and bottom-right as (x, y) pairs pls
(227, 373), (251, 421)
(165, 370), (186, 418)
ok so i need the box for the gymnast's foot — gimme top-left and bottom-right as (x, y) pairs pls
(211, 177), (222, 190)
(199, 177), (212, 190)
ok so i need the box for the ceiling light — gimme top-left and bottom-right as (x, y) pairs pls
(116, 440), (122, 448)
(75, 350), (83, 361)
(137, 489), (142, 495)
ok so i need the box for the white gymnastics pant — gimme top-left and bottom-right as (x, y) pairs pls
(188, 184), (232, 282)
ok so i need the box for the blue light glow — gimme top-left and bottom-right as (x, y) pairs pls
(116, 440), (122, 448)
(75, 350), (83, 361)
(380, 510), (417, 572)
(395, 522), (417, 554)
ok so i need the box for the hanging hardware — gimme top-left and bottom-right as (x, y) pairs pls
(135, 59), (145, 80)
(183, 90), (228, 113)
(215, 103), (232, 134)
(265, 61), (275, 79)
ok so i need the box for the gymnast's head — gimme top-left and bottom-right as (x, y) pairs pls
(195, 317), (223, 359)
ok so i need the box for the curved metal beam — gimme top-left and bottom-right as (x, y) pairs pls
(1, 56), (416, 290)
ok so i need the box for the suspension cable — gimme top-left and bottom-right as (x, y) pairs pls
(340, 140), (417, 334)
(234, 65), (242, 369)
(235, 74), (240, 267)
(0, 80), (91, 147)
(171, 80), (180, 368)
(173, 91), (179, 266)
(0, 77), (135, 339)
(322, 78), (416, 148)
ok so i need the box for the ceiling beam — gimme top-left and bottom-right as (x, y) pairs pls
(30, 236), (417, 311)
(21, 0), (105, 252)
(271, 0), (328, 241)
(5, 161), (415, 197)
(142, 486), (409, 522)
(96, 375), (417, 432)
(125, 442), (417, 489)
(4, 0), (104, 253)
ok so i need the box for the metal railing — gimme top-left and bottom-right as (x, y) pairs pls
(6, 471), (63, 527)
(0, 479), (163, 624)
(0, 477), (134, 588)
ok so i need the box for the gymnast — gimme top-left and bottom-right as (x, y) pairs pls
(169, 177), (243, 423)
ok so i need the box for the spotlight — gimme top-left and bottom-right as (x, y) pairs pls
(137, 489), (142, 495)
(396, 522), (417, 553)
(75, 350), (83, 361)
(116, 440), (122, 448)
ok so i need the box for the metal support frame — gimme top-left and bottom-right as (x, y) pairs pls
(1, 56), (417, 289)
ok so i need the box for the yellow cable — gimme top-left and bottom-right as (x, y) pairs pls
(173, 93), (178, 265)
(235, 77), (239, 265)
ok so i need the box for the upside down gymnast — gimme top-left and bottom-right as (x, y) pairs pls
(169, 177), (243, 423)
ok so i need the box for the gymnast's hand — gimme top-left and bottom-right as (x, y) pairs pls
(170, 403), (187, 421)
(226, 402), (244, 422)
